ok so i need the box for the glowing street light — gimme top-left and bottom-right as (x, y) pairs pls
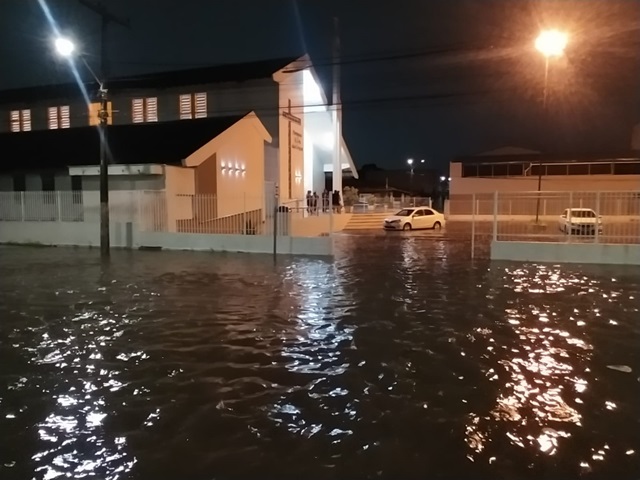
(53, 35), (111, 257)
(54, 37), (75, 57)
(535, 29), (568, 58)
(534, 29), (568, 224)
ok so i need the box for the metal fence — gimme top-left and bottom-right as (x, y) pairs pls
(349, 195), (433, 214)
(463, 191), (640, 245)
(0, 190), (333, 238)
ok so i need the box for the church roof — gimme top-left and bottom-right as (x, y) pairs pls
(0, 56), (301, 104)
(0, 114), (248, 172)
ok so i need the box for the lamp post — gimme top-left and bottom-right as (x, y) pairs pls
(534, 29), (568, 224)
(55, 36), (110, 257)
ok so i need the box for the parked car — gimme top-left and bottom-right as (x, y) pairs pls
(383, 207), (445, 231)
(559, 208), (603, 235)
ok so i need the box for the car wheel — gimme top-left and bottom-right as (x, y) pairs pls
(403, 223), (412, 231)
(433, 221), (441, 230)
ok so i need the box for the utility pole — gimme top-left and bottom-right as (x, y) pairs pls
(331, 17), (342, 197)
(78, 0), (129, 257)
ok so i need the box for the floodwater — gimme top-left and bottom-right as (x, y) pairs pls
(0, 239), (639, 480)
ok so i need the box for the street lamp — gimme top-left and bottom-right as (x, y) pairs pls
(55, 36), (110, 257)
(534, 29), (568, 224)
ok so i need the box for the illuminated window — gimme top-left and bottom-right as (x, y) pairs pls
(132, 97), (158, 123)
(88, 102), (113, 126)
(10, 109), (31, 132)
(179, 92), (207, 120)
(48, 105), (70, 129)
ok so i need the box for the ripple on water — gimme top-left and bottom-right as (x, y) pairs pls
(0, 244), (639, 479)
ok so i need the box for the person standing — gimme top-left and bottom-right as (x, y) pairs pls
(306, 190), (312, 215)
(312, 192), (319, 215)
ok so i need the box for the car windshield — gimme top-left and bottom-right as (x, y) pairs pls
(570, 210), (596, 218)
(395, 209), (414, 217)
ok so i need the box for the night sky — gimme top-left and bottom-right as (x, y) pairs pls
(1, 0), (639, 172)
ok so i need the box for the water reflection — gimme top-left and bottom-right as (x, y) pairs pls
(0, 245), (639, 479)
(270, 260), (356, 439)
(28, 305), (138, 480)
(464, 264), (637, 475)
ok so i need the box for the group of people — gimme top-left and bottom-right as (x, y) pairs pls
(306, 190), (342, 215)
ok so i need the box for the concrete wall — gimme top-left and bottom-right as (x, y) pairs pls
(165, 165), (195, 230)
(491, 240), (640, 265)
(450, 162), (640, 194)
(0, 220), (332, 256)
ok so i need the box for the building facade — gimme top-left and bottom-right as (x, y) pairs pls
(450, 147), (640, 195)
(0, 55), (357, 203)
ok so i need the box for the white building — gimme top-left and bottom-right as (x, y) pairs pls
(0, 55), (357, 207)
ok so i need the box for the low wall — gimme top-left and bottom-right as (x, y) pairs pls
(491, 240), (640, 265)
(138, 231), (332, 256)
(0, 221), (332, 256)
(0, 221), (134, 247)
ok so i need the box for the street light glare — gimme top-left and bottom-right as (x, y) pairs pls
(407, 158), (414, 165)
(535, 29), (568, 58)
(55, 37), (76, 57)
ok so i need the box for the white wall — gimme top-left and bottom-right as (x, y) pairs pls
(491, 240), (640, 265)
(264, 144), (279, 183)
(214, 118), (266, 217)
(0, 221), (332, 256)
(164, 165), (195, 231)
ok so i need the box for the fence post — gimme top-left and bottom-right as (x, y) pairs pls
(56, 191), (62, 221)
(568, 191), (573, 244)
(273, 184), (279, 258)
(243, 193), (246, 235)
(471, 193), (476, 259)
(493, 191), (498, 242)
(20, 191), (25, 221)
(595, 191), (600, 244)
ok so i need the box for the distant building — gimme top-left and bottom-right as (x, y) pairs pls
(0, 55), (357, 205)
(335, 164), (437, 197)
(450, 146), (640, 195)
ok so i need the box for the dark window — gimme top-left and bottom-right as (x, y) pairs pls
(41, 174), (55, 191)
(477, 164), (493, 177)
(568, 164), (589, 175)
(423, 209), (435, 216)
(613, 162), (640, 175)
(412, 210), (424, 217)
(508, 164), (524, 176)
(71, 176), (83, 204)
(41, 174), (55, 204)
(546, 164), (567, 175)
(462, 164), (478, 177)
(13, 174), (26, 192)
(71, 176), (83, 191)
(589, 163), (612, 175)
(492, 164), (509, 176)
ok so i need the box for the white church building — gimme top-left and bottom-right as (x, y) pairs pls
(0, 54), (357, 212)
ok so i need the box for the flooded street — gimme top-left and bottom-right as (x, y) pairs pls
(1, 239), (639, 479)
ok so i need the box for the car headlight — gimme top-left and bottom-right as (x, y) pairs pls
(389, 219), (400, 223)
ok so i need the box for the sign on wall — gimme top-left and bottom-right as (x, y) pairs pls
(282, 99), (304, 199)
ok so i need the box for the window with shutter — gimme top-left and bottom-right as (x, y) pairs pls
(10, 110), (20, 132)
(48, 107), (59, 129)
(21, 109), (31, 131)
(132, 98), (144, 123)
(179, 94), (192, 119)
(60, 106), (70, 128)
(145, 97), (158, 122)
(194, 92), (207, 118)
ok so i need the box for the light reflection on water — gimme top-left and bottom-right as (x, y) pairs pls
(0, 243), (639, 479)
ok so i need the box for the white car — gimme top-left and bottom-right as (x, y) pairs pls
(383, 207), (446, 231)
(559, 208), (603, 235)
